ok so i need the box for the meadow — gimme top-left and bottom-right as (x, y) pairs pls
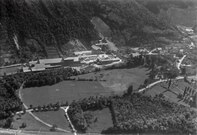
(34, 110), (70, 131)
(22, 81), (112, 107)
(144, 79), (195, 106)
(72, 67), (149, 93)
(12, 113), (49, 131)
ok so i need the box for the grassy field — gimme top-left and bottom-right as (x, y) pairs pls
(34, 110), (71, 131)
(144, 79), (196, 106)
(86, 108), (113, 133)
(21, 67), (149, 106)
(73, 67), (149, 93)
(12, 113), (50, 131)
(22, 81), (112, 107)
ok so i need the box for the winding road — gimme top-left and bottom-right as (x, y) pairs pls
(176, 55), (186, 70)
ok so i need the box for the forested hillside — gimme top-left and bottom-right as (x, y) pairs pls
(137, 0), (197, 27)
(0, 0), (182, 65)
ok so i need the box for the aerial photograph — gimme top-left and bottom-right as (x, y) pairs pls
(0, 0), (197, 135)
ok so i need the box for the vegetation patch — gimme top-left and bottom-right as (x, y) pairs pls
(103, 93), (197, 134)
(22, 81), (112, 107)
(33, 110), (70, 131)
(85, 108), (113, 133)
(67, 92), (197, 134)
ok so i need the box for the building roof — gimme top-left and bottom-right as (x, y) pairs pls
(29, 58), (62, 65)
(74, 51), (92, 55)
(91, 45), (101, 50)
(39, 58), (62, 64)
(23, 63), (46, 72)
(64, 57), (79, 62)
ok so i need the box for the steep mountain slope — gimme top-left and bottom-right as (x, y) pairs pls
(137, 0), (197, 27)
(0, 0), (180, 65)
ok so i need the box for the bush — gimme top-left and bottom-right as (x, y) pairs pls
(50, 124), (57, 132)
(84, 112), (94, 126)
(127, 85), (133, 95)
(20, 122), (27, 129)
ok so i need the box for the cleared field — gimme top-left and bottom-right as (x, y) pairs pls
(34, 110), (71, 131)
(144, 79), (196, 106)
(73, 67), (149, 93)
(12, 113), (49, 131)
(22, 81), (112, 107)
(86, 108), (113, 133)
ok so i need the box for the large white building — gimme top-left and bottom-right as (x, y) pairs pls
(74, 51), (92, 56)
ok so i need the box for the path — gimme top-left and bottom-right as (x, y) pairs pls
(0, 128), (73, 135)
(177, 55), (186, 70)
(61, 106), (77, 135)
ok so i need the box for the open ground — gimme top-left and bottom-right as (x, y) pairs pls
(21, 81), (112, 107)
(72, 67), (149, 93)
(12, 113), (49, 131)
(34, 110), (70, 131)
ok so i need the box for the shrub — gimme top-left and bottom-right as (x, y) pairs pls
(20, 122), (27, 129)
(50, 124), (57, 132)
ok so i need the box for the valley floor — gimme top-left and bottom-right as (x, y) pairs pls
(18, 67), (149, 133)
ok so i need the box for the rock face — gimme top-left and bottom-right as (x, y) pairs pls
(0, 0), (188, 65)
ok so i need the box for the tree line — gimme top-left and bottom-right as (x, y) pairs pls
(67, 90), (197, 134)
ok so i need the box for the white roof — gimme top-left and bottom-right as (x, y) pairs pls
(74, 51), (92, 55)
(64, 57), (79, 61)
(29, 58), (62, 64)
(131, 52), (140, 57)
(39, 58), (62, 64)
(23, 63), (46, 72)
(98, 54), (108, 58)
(79, 55), (97, 58)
